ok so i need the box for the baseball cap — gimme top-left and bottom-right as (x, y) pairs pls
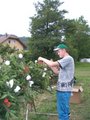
(54, 43), (68, 51)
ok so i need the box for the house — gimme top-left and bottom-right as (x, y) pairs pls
(0, 34), (26, 51)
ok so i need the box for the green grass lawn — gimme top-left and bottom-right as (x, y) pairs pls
(29, 62), (90, 120)
(70, 62), (90, 120)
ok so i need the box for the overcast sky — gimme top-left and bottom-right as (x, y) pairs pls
(0, 0), (90, 37)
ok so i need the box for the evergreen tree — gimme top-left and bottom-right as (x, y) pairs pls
(29, 0), (67, 59)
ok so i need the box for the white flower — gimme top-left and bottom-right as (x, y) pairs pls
(0, 66), (1, 69)
(42, 72), (46, 77)
(44, 68), (47, 71)
(14, 86), (21, 93)
(35, 60), (38, 63)
(6, 79), (14, 88)
(29, 81), (34, 87)
(18, 53), (23, 59)
(9, 79), (14, 88)
(6, 81), (9, 87)
(26, 75), (31, 80)
(5, 60), (10, 65)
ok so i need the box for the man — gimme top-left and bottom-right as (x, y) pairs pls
(38, 43), (75, 120)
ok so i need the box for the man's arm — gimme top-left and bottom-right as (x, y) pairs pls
(38, 57), (60, 75)
(50, 66), (59, 75)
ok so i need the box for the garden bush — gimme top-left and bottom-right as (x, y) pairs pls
(0, 47), (53, 120)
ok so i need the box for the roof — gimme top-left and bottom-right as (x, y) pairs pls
(0, 34), (26, 48)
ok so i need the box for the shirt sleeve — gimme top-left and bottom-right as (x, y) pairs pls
(57, 57), (71, 69)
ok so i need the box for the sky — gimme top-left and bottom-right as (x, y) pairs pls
(0, 0), (90, 37)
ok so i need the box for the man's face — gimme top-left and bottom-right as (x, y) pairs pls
(56, 49), (65, 58)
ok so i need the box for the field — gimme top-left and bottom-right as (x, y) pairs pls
(29, 62), (90, 120)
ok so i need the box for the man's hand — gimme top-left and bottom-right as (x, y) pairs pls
(38, 57), (44, 64)
(38, 57), (43, 61)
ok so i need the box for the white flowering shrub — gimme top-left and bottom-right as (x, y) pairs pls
(0, 51), (53, 119)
